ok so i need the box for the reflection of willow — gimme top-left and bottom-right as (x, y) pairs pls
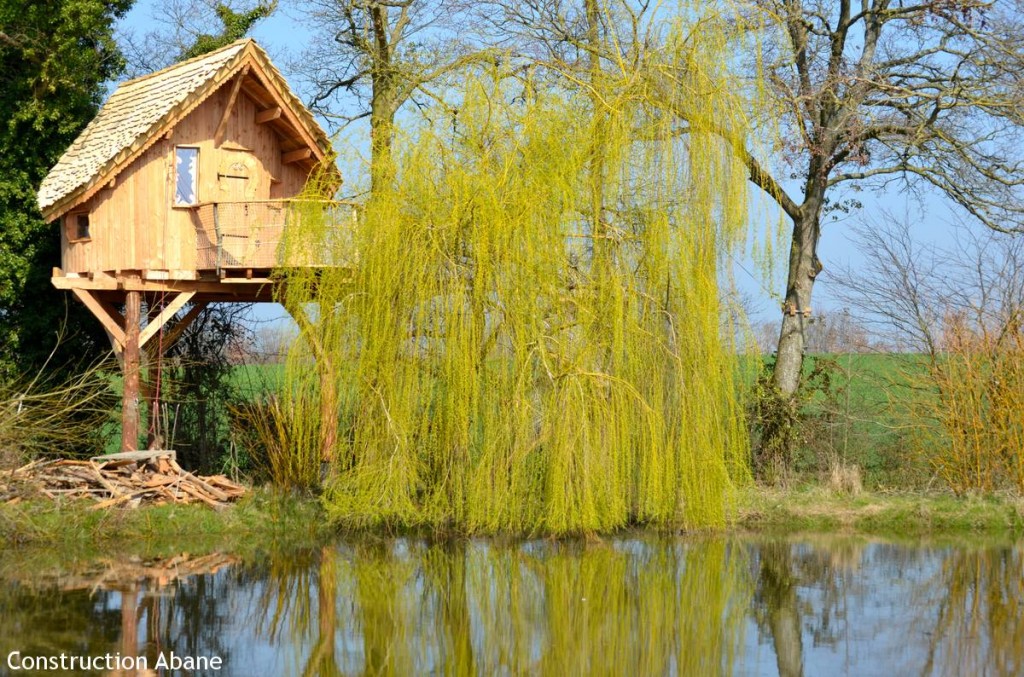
(260, 538), (749, 675)
(246, 547), (324, 673)
(250, 546), (345, 677)
(499, 540), (748, 676)
(920, 545), (1024, 677)
(306, 546), (340, 677)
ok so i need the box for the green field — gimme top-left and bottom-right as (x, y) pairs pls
(92, 353), (940, 487)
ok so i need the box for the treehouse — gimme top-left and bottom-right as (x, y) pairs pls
(37, 39), (340, 450)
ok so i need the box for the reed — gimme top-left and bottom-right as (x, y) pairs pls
(920, 313), (1024, 494)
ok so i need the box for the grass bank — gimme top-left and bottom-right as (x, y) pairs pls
(0, 488), (328, 562)
(4, 483), (1023, 556)
(736, 485), (1024, 537)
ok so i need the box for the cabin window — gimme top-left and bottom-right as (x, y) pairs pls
(174, 146), (199, 206)
(66, 212), (90, 242)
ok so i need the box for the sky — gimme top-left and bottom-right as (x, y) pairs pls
(113, 0), (972, 335)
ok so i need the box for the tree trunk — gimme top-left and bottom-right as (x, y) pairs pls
(284, 303), (337, 465)
(369, 5), (396, 194)
(772, 210), (821, 397)
(760, 542), (805, 677)
(369, 90), (396, 193)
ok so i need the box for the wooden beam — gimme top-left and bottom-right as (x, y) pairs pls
(256, 107), (282, 124)
(282, 148), (312, 164)
(123, 290), (142, 452)
(139, 291), (196, 349)
(97, 298), (126, 330)
(71, 288), (126, 349)
(245, 60), (325, 161)
(53, 275), (279, 298)
(104, 329), (125, 371)
(214, 65), (250, 148)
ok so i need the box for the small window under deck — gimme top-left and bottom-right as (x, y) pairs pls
(66, 212), (91, 242)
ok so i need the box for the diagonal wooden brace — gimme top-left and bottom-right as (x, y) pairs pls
(71, 288), (126, 350)
(139, 291), (195, 349)
(143, 300), (208, 360)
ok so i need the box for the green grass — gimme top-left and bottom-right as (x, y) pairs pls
(746, 352), (940, 487)
(737, 485), (1024, 537)
(0, 488), (328, 560)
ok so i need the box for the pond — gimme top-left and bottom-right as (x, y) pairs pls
(0, 534), (1020, 676)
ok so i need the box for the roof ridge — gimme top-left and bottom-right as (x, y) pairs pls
(118, 38), (253, 88)
(38, 37), (333, 218)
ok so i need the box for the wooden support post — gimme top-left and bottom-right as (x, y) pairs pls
(123, 290), (141, 451)
(120, 584), (139, 664)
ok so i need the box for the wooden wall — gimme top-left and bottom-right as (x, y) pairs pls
(61, 79), (312, 275)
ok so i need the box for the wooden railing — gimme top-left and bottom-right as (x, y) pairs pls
(192, 199), (357, 274)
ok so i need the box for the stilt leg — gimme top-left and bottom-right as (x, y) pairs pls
(123, 290), (141, 451)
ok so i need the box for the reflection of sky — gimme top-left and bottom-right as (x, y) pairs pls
(3, 537), (1020, 676)
(739, 541), (951, 677)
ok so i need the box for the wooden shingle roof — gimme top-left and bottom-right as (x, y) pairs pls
(38, 39), (332, 220)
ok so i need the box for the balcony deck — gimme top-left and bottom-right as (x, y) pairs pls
(194, 199), (357, 274)
(52, 199), (357, 303)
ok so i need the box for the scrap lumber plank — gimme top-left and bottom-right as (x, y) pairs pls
(89, 489), (152, 510)
(89, 462), (124, 497)
(179, 483), (221, 508)
(91, 449), (176, 464)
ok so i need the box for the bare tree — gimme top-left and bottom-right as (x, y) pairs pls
(252, 323), (297, 363)
(119, 0), (276, 76)
(802, 308), (873, 353)
(830, 212), (1024, 354)
(718, 0), (1024, 401)
(829, 215), (946, 353)
(292, 0), (493, 192)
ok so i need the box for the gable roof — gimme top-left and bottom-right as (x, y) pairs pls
(38, 39), (333, 220)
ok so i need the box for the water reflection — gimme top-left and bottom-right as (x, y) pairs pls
(0, 537), (1021, 676)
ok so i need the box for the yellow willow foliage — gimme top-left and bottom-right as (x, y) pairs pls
(280, 22), (756, 535)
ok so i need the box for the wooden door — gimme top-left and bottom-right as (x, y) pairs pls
(216, 151), (261, 267)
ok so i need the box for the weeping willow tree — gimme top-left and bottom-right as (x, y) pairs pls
(279, 5), (759, 534)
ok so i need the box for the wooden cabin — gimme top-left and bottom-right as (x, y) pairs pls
(37, 39), (339, 450)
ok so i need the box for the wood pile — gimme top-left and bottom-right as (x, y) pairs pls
(20, 552), (242, 592)
(1, 451), (245, 509)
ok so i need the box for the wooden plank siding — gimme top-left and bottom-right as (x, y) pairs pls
(60, 79), (309, 276)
